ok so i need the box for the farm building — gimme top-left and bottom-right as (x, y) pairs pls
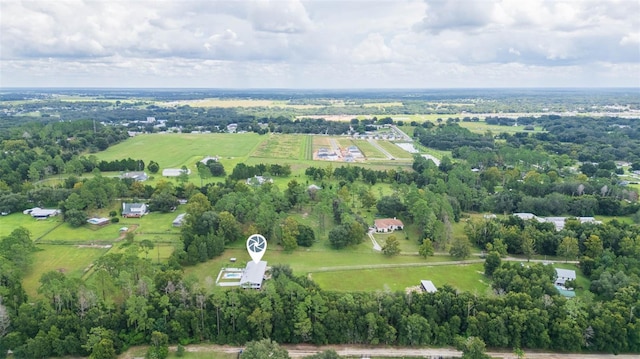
(87, 217), (110, 226)
(120, 171), (148, 181)
(420, 280), (437, 293)
(162, 168), (190, 177)
(122, 203), (148, 218)
(172, 213), (186, 227)
(374, 218), (404, 233)
(555, 268), (576, 288)
(25, 208), (60, 219)
(240, 261), (268, 289)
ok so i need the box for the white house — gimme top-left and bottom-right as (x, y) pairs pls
(555, 268), (577, 288)
(420, 280), (437, 293)
(240, 261), (267, 289)
(374, 218), (404, 233)
(122, 203), (148, 218)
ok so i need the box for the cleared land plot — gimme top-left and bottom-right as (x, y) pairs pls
(458, 121), (544, 135)
(105, 242), (176, 263)
(351, 139), (385, 158)
(311, 263), (489, 293)
(376, 141), (413, 159)
(312, 135), (334, 152)
(23, 244), (109, 297)
(0, 213), (62, 239)
(95, 133), (263, 168)
(251, 134), (305, 160)
(39, 222), (124, 243)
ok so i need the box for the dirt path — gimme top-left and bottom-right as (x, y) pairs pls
(137, 344), (639, 359)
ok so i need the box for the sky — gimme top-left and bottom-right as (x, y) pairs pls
(1, 0), (639, 88)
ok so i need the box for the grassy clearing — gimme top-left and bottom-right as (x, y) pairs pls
(23, 244), (109, 297)
(95, 133), (264, 168)
(302, 135), (313, 160)
(351, 139), (385, 158)
(458, 121), (544, 135)
(0, 213), (62, 239)
(184, 240), (463, 293)
(311, 263), (489, 294)
(312, 135), (333, 151)
(376, 141), (413, 159)
(39, 223), (118, 243)
(251, 134), (305, 160)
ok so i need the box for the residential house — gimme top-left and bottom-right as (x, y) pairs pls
(555, 268), (576, 288)
(374, 218), (404, 233)
(240, 261), (268, 289)
(120, 171), (148, 181)
(122, 203), (147, 218)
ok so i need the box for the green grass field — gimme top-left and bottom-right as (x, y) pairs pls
(251, 133), (305, 160)
(95, 133), (264, 169)
(377, 141), (413, 159)
(0, 213), (62, 240)
(22, 244), (110, 297)
(311, 262), (489, 294)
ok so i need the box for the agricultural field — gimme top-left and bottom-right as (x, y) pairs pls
(250, 133), (307, 160)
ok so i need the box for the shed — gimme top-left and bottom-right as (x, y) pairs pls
(172, 213), (186, 227)
(420, 280), (437, 293)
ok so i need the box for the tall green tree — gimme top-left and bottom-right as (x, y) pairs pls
(241, 339), (290, 359)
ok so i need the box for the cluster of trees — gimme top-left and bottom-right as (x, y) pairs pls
(414, 124), (495, 151)
(95, 158), (145, 172)
(2, 247), (638, 358)
(229, 163), (292, 181)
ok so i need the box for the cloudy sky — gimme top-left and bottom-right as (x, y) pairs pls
(1, 0), (639, 88)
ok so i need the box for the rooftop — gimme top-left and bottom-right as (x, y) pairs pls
(240, 261), (267, 286)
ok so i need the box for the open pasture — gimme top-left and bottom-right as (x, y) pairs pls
(311, 262), (489, 293)
(39, 221), (124, 243)
(0, 212), (62, 240)
(95, 133), (263, 168)
(23, 244), (110, 297)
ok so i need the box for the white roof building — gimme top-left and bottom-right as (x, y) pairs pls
(240, 261), (267, 289)
(555, 268), (577, 287)
(420, 280), (437, 293)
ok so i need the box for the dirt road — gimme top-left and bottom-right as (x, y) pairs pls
(170, 344), (639, 359)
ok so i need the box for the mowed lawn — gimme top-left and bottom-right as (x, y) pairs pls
(94, 133), (264, 168)
(23, 244), (110, 297)
(311, 263), (489, 294)
(40, 221), (124, 243)
(0, 212), (62, 240)
(184, 242), (464, 293)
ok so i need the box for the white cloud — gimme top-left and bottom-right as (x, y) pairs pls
(0, 0), (638, 88)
